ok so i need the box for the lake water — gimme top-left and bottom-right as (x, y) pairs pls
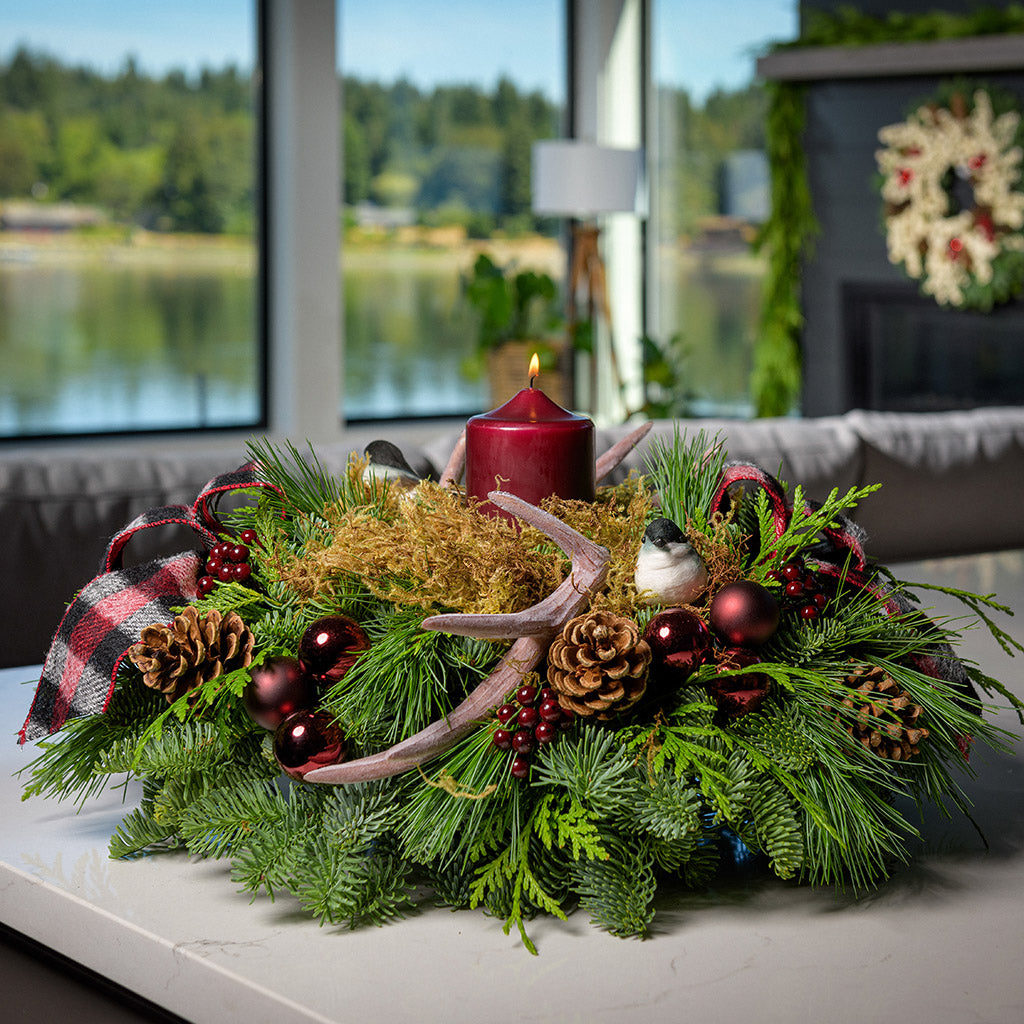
(0, 244), (763, 437)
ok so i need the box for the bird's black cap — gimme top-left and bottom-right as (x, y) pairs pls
(364, 439), (419, 478)
(643, 517), (687, 547)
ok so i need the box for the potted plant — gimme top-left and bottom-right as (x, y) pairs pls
(461, 253), (573, 407)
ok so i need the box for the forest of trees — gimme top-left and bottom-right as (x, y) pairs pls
(0, 46), (767, 238)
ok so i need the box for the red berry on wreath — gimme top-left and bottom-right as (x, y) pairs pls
(510, 756), (530, 780)
(493, 729), (513, 751)
(538, 698), (562, 723)
(232, 562), (252, 583)
(197, 575), (216, 598)
(240, 528), (258, 546)
(497, 703), (518, 725)
(229, 543), (249, 563)
(511, 728), (534, 754)
(516, 684), (538, 706)
(517, 705), (539, 729)
(535, 721), (556, 744)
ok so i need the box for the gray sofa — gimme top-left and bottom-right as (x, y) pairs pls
(4, 407), (1024, 669)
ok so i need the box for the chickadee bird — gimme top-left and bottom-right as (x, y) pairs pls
(362, 440), (422, 488)
(634, 517), (708, 606)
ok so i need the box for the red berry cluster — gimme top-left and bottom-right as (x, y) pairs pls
(492, 684), (574, 779)
(197, 528), (258, 598)
(767, 556), (830, 621)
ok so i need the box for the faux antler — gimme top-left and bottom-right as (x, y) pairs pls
(302, 491), (610, 784)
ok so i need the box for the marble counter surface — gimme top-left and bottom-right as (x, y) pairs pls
(3, 552), (1024, 1024)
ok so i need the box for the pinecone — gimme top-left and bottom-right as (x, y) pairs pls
(128, 606), (254, 702)
(834, 663), (929, 761)
(546, 611), (652, 720)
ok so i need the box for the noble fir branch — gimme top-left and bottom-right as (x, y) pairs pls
(229, 785), (331, 898)
(531, 726), (639, 819)
(109, 779), (182, 858)
(631, 771), (706, 872)
(643, 427), (728, 531)
(177, 776), (292, 859)
(291, 833), (413, 928)
(20, 680), (166, 806)
(569, 832), (657, 939)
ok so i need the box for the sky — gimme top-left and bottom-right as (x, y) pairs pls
(1, 0), (797, 105)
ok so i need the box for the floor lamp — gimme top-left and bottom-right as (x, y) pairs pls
(531, 140), (645, 416)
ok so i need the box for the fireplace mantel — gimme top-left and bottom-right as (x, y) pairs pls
(757, 33), (1024, 82)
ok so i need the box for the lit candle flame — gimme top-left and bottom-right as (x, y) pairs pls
(529, 352), (540, 387)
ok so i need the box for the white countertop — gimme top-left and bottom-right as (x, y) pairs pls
(3, 551), (1024, 1024)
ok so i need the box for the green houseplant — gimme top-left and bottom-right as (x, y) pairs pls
(461, 253), (572, 407)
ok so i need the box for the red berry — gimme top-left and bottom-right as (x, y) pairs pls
(781, 562), (803, 581)
(229, 544), (249, 563)
(559, 708), (575, 730)
(813, 592), (828, 609)
(785, 580), (804, 598)
(497, 703), (518, 725)
(516, 685), (538, 706)
(517, 706), (539, 729)
(510, 756), (530, 779)
(493, 729), (513, 751)
(538, 687), (556, 703)
(233, 562), (252, 583)
(205, 556), (222, 574)
(804, 574), (817, 590)
(217, 563), (235, 582)
(766, 569), (785, 583)
(535, 721), (556, 744)
(213, 541), (232, 559)
(197, 575), (216, 597)
(799, 604), (820, 620)
(240, 529), (258, 545)
(538, 698), (562, 723)
(511, 728), (534, 754)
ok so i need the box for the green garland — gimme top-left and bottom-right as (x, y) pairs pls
(20, 434), (1024, 953)
(756, 4), (1024, 416)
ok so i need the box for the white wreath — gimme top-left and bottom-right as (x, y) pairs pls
(876, 88), (1024, 309)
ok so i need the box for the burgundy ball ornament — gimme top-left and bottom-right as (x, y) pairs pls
(709, 581), (780, 646)
(298, 615), (370, 683)
(643, 608), (713, 685)
(274, 710), (348, 780)
(244, 656), (316, 730)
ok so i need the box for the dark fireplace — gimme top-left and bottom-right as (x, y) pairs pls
(843, 281), (1024, 412)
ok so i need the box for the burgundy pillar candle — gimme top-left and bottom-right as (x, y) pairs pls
(466, 358), (595, 520)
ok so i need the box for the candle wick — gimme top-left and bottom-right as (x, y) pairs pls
(529, 375), (537, 388)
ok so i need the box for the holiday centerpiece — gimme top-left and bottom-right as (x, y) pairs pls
(18, 395), (1024, 953)
(876, 82), (1024, 310)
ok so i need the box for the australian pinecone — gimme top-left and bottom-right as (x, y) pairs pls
(546, 610), (652, 720)
(128, 606), (255, 702)
(834, 663), (929, 761)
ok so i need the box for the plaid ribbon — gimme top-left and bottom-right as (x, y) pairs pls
(19, 462), (275, 743)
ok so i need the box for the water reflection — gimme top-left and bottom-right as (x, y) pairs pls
(0, 247), (764, 434)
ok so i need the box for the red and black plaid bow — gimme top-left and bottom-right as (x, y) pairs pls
(19, 462), (277, 743)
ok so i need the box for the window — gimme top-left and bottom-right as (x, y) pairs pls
(0, 0), (259, 437)
(648, 0), (796, 417)
(338, 0), (566, 420)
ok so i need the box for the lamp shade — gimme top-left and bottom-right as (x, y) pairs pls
(531, 140), (645, 217)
